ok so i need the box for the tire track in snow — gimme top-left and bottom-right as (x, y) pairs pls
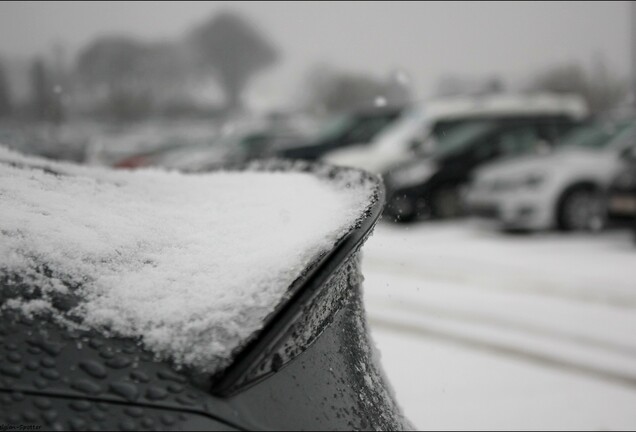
(363, 255), (636, 309)
(368, 296), (636, 360)
(369, 315), (636, 391)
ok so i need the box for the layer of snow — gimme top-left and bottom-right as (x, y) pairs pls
(363, 221), (636, 430)
(0, 146), (377, 373)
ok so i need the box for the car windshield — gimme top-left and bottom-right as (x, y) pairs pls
(558, 120), (635, 150)
(432, 120), (499, 159)
(338, 113), (399, 143)
(314, 115), (355, 142)
(313, 111), (398, 145)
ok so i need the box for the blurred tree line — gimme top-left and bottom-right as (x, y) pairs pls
(0, 10), (280, 123)
(302, 66), (412, 114)
(0, 9), (629, 124)
(527, 56), (627, 115)
(433, 56), (629, 116)
(76, 11), (278, 121)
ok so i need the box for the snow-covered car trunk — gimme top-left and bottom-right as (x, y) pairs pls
(0, 147), (408, 430)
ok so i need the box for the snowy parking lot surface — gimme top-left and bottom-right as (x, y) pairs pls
(363, 220), (636, 430)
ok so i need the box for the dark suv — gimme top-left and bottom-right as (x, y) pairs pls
(607, 145), (636, 241)
(383, 116), (582, 222)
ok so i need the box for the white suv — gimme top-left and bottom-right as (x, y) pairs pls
(323, 93), (588, 174)
(466, 120), (636, 231)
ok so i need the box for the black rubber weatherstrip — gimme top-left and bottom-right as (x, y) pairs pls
(211, 172), (385, 396)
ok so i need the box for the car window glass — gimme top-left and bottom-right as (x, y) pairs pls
(496, 126), (540, 157)
(433, 121), (499, 158)
(342, 116), (396, 143)
(315, 115), (354, 142)
(604, 123), (636, 151)
(558, 121), (634, 150)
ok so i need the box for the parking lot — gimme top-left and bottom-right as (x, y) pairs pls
(364, 221), (636, 429)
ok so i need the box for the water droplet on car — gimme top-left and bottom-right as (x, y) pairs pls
(0, 364), (22, 378)
(28, 346), (42, 355)
(79, 360), (107, 379)
(40, 357), (56, 368)
(130, 370), (149, 383)
(69, 418), (87, 431)
(6, 413), (20, 423)
(34, 397), (52, 410)
(99, 348), (116, 359)
(166, 383), (183, 393)
(88, 338), (104, 350)
(40, 369), (60, 380)
(109, 381), (139, 401)
(22, 410), (38, 422)
(106, 356), (132, 369)
(145, 386), (168, 401)
(141, 417), (154, 428)
(43, 410), (59, 424)
(33, 378), (49, 389)
(157, 370), (187, 383)
(119, 419), (136, 430)
(71, 379), (103, 395)
(7, 352), (21, 363)
(69, 400), (93, 412)
(160, 414), (176, 426)
(27, 338), (64, 356)
(11, 391), (25, 401)
(91, 411), (106, 421)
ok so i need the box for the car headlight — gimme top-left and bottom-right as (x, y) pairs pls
(523, 173), (546, 189)
(488, 173), (546, 192)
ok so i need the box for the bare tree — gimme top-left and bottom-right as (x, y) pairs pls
(77, 36), (148, 93)
(435, 74), (506, 97)
(0, 59), (12, 118)
(30, 58), (64, 123)
(303, 66), (412, 113)
(189, 11), (278, 113)
(529, 58), (627, 115)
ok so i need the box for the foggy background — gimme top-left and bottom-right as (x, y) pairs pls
(0, 1), (630, 116)
(1, 2), (636, 430)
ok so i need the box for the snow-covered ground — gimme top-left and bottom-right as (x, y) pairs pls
(363, 220), (636, 430)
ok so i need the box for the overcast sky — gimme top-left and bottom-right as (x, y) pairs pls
(0, 1), (630, 106)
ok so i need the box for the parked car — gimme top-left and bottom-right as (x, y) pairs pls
(114, 128), (280, 171)
(0, 147), (408, 430)
(113, 115), (320, 171)
(323, 93), (588, 174)
(382, 115), (582, 221)
(466, 119), (636, 231)
(607, 145), (636, 238)
(277, 106), (403, 161)
(114, 138), (244, 171)
(86, 120), (226, 167)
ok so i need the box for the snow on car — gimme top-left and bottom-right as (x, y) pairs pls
(0, 146), (408, 430)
